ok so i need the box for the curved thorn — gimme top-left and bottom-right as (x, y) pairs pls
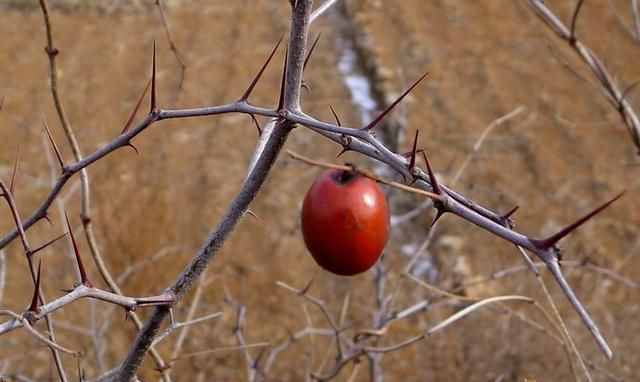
(421, 150), (442, 195)
(303, 33), (321, 71)
(65, 211), (92, 287)
(244, 209), (258, 220)
(569, 0), (585, 43)
(301, 82), (311, 94)
(150, 38), (157, 112)
(408, 129), (419, 170)
(32, 232), (68, 255)
(429, 209), (446, 229)
(122, 78), (151, 134)
(361, 72), (429, 132)
(328, 105), (342, 126)
(43, 119), (64, 169)
(277, 47), (289, 111)
(43, 213), (53, 226)
(240, 35), (283, 101)
(29, 260), (42, 313)
(125, 143), (140, 156)
(530, 191), (625, 250)
(10, 148), (19, 196)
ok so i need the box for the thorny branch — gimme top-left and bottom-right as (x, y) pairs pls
(0, 0), (632, 380)
(37, 0), (175, 377)
(528, 0), (640, 154)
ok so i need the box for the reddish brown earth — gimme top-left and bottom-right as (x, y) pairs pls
(0, 1), (638, 381)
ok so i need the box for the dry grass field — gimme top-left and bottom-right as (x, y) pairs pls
(0, 0), (639, 381)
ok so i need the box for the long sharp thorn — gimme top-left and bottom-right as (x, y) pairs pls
(240, 35), (283, 101)
(421, 150), (442, 195)
(32, 232), (68, 255)
(569, 0), (585, 43)
(303, 33), (321, 71)
(10, 148), (19, 196)
(65, 211), (92, 287)
(336, 148), (349, 158)
(43, 213), (52, 226)
(330, 106), (349, 157)
(361, 72), (429, 132)
(122, 78), (151, 134)
(150, 39), (157, 112)
(277, 47), (289, 111)
(530, 191), (625, 250)
(249, 114), (262, 136)
(0, 95), (4, 113)
(503, 205), (519, 220)
(43, 119), (64, 169)
(429, 210), (445, 230)
(408, 129), (419, 169)
(329, 105), (342, 126)
(29, 260), (42, 313)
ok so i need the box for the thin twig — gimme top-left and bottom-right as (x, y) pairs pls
(155, 0), (187, 91)
(528, 0), (640, 153)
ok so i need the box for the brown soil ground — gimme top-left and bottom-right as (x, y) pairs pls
(0, 1), (638, 381)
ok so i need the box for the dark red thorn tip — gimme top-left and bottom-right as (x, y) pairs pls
(408, 129), (420, 170)
(150, 39), (157, 112)
(569, 0), (585, 41)
(29, 260), (42, 313)
(336, 147), (349, 158)
(64, 211), (92, 287)
(531, 191), (625, 250)
(429, 210), (445, 230)
(277, 47), (289, 111)
(240, 35), (283, 101)
(329, 105), (342, 126)
(10, 148), (19, 196)
(122, 78), (151, 135)
(249, 114), (262, 136)
(32, 232), (68, 255)
(125, 143), (139, 156)
(303, 33), (321, 71)
(361, 72), (429, 132)
(421, 150), (442, 196)
(43, 119), (65, 169)
(503, 205), (519, 220)
(329, 105), (342, 127)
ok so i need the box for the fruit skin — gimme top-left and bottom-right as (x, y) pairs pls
(301, 169), (390, 276)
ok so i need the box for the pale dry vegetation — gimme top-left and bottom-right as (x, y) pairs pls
(0, 1), (638, 381)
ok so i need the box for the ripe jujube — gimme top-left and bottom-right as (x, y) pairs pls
(301, 169), (390, 276)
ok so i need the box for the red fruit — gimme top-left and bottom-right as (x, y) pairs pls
(301, 169), (390, 276)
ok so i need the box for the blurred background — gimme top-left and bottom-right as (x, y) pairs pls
(0, 0), (638, 381)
